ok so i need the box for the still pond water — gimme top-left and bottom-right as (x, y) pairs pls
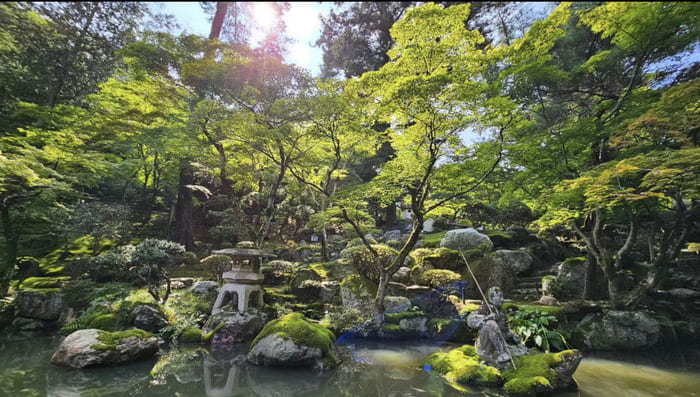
(1, 334), (699, 396)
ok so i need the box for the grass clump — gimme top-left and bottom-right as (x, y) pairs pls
(425, 345), (503, 386)
(251, 313), (336, 363)
(91, 329), (153, 351)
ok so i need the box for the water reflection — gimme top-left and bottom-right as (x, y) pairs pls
(3, 334), (700, 396)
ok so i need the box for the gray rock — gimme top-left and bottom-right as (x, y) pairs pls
(383, 230), (402, 242)
(13, 317), (46, 332)
(393, 266), (411, 284)
(340, 277), (375, 314)
(398, 317), (429, 335)
(552, 259), (586, 300)
(440, 228), (493, 252)
(538, 295), (560, 306)
(493, 250), (533, 274)
(131, 305), (169, 333)
(550, 350), (583, 391)
(384, 296), (412, 314)
(577, 310), (661, 350)
(320, 281), (341, 304)
(423, 219), (436, 233)
(190, 281), (219, 295)
(247, 334), (323, 367)
(15, 290), (63, 321)
(209, 311), (268, 344)
(51, 329), (159, 368)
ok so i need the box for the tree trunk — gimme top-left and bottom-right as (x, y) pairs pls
(209, 2), (228, 40)
(384, 203), (397, 228)
(583, 251), (599, 300)
(0, 205), (18, 296)
(175, 163), (195, 250)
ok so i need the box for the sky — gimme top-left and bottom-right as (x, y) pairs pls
(147, 2), (334, 77)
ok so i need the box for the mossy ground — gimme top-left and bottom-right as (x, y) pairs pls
(251, 312), (337, 363)
(92, 329), (153, 351)
(420, 232), (447, 248)
(425, 345), (503, 386)
(19, 276), (71, 290)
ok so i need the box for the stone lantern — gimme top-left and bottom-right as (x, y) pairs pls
(210, 248), (275, 315)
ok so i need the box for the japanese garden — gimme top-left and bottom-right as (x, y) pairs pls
(0, 2), (699, 396)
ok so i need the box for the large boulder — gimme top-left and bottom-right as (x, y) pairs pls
(411, 289), (458, 318)
(551, 258), (586, 300)
(208, 311), (268, 344)
(130, 305), (169, 333)
(576, 310), (661, 350)
(492, 250), (533, 274)
(15, 290), (64, 321)
(247, 313), (337, 369)
(339, 274), (376, 314)
(51, 329), (158, 368)
(503, 350), (583, 396)
(383, 230), (402, 242)
(440, 228), (493, 252)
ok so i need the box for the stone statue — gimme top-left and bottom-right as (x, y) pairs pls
(467, 286), (527, 368)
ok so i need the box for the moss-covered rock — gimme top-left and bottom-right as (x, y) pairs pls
(425, 345), (503, 386)
(422, 269), (462, 288)
(502, 350), (582, 396)
(248, 313), (337, 369)
(19, 276), (71, 290)
(179, 328), (203, 343)
(51, 328), (159, 368)
(339, 274), (377, 313)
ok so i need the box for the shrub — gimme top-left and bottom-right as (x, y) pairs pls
(422, 269), (462, 288)
(340, 244), (397, 284)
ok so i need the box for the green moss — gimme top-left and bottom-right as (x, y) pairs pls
(382, 324), (402, 333)
(179, 328), (202, 343)
(91, 329), (153, 351)
(422, 269), (461, 288)
(503, 376), (552, 396)
(485, 230), (512, 239)
(202, 323), (226, 343)
(425, 345), (502, 386)
(19, 276), (71, 290)
(562, 257), (585, 266)
(502, 351), (577, 396)
(250, 313), (337, 363)
(541, 275), (556, 283)
(421, 232), (447, 248)
(503, 303), (565, 319)
(340, 274), (377, 297)
(87, 314), (118, 331)
(458, 303), (481, 316)
(385, 310), (426, 324)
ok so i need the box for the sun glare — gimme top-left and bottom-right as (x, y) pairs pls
(251, 2), (278, 31)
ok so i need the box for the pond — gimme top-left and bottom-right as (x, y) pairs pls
(1, 334), (699, 396)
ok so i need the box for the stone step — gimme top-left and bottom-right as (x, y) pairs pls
(515, 281), (541, 289)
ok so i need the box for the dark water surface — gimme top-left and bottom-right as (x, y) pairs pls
(1, 334), (699, 396)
